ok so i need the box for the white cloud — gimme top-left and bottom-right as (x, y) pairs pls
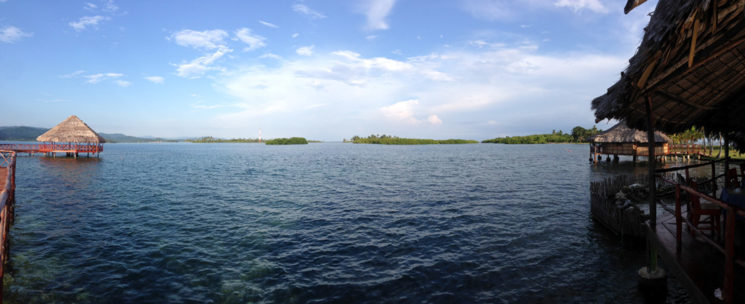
(0, 26), (32, 43)
(259, 20), (278, 28)
(366, 35), (377, 41)
(169, 29), (228, 50)
(60, 70), (86, 78)
(213, 42), (627, 139)
(487, 120), (497, 125)
(175, 46), (232, 78)
(115, 80), (131, 87)
(296, 45), (314, 56)
(102, 0), (119, 13)
(144, 76), (164, 84)
(84, 3), (97, 10)
(69, 15), (108, 31)
(292, 33), (299, 38)
(461, 0), (515, 21)
(84, 72), (123, 84)
(381, 99), (420, 124)
(292, 3), (326, 19)
(554, 0), (608, 13)
(260, 53), (282, 60)
(234, 28), (266, 51)
(361, 0), (397, 30)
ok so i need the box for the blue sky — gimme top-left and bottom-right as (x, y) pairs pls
(0, 0), (656, 140)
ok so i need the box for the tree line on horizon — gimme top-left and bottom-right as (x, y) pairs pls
(349, 134), (478, 145)
(482, 126), (603, 144)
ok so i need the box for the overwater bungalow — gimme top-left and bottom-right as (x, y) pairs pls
(36, 115), (105, 157)
(589, 122), (670, 163)
(592, 0), (745, 302)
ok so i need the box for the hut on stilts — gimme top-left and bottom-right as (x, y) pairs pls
(592, 0), (745, 302)
(588, 122), (670, 163)
(36, 115), (105, 158)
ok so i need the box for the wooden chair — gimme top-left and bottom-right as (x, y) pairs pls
(725, 168), (739, 189)
(687, 181), (721, 239)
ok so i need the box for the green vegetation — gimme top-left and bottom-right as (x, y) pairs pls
(187, 136), (261, 143)
(265, 137), (309, 145)
(350, 134), (478, 145)
(482, 126), (602, 144)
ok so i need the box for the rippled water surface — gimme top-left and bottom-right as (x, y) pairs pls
(5, 143), (681, 303)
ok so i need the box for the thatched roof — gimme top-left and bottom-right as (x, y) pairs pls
(592, 0), (745, 146)
(37, 115), (106, 143)
(589, 122), (670, 143)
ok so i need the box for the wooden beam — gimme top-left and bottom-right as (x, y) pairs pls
(653, 90), (717, 110)
(689, 18), (700, 68)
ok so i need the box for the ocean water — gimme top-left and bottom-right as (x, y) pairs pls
(3, 143), (687, 303)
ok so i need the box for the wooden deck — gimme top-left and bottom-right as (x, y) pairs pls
(0, 143), (102, 157)
(650, 209), (745, 303)
(0, 151), (15, 304)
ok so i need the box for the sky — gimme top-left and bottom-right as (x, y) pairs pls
(0, 0), (658, 141)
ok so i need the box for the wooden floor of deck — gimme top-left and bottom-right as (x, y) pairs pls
(651, 208), (745, 303)
(0, 167), (5, 191)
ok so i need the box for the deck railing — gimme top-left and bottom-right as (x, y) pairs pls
(669, 144), (708, 156)
(0, 143), (103, 154)
(0, 150), (16, 303)
(656, 159), (744, 304)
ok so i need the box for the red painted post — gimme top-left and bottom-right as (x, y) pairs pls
(724, 207), (735, 304)
(675, 184), (681, 250)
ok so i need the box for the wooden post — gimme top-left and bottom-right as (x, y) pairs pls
(724, 207), (735, 304)
(646, 95), (658, 272)
(675, 184), (681, 251)
(712, 161), (717, 197)
(724, 133), (730, 172)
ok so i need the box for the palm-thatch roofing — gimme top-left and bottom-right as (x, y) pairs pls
(592, 0), (745, 146)
(36, 115), (106, 143)
(589, 122), (670, 143)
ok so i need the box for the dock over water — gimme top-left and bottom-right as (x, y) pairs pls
(0, 143), (103, 158)
(0, 151), (16, 303)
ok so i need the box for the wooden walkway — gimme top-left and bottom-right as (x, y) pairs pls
(0, 143), (102, 157)
(651, 209), (745, 303)
(0, 151), (15, 303)
(652, 161), (745, 304)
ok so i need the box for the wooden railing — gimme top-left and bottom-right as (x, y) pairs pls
(656, 159), (744, 304)
(0, 143), (103, 154)
(669, 144), (707, 156)
(0, 150), (16, 303)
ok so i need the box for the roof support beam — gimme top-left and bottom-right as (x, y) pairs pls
(645, 94), (660, 274)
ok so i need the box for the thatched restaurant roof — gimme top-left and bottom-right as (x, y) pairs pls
(589, 122), (670, 143)
(592, 0), (745, 146)
(36, 115), (106, 143)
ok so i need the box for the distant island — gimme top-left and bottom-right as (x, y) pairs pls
(265, 137), (309, 145)
(0, 126), (175, 143)
(187, 136), (261, 143)
(350, 135), (478, 145)
(482, 126), (602, 144)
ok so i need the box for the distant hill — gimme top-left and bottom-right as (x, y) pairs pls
(0, 126), (172, 143)
(0, 126), (47, 141)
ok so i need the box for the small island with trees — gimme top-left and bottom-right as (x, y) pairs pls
(349, 134), (478, 145)
(265, 137), (309, 145)
(187, 136), (262, 143)
(482, 126), (603, 144)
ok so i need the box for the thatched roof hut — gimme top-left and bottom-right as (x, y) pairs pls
(591, 0), (745, 146)
(589, 122), (670, 143)
(37, 115), (106, 143)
